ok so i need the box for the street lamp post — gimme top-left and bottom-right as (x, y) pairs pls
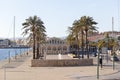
(113, 52), (115, 70)
(112, 38), (117, 70)
(112, 46), (116, 70)
(97, 48), (100, 79)
(107, 46), (109, 63)
(106, 37), (109, 63)
(104, 33), (109, 63)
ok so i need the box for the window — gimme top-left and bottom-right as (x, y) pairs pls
(63, 46), (67, 50)
(58, 46), (61, 50)
(47, 46), (51, 50)
(53, 47), (56, 51)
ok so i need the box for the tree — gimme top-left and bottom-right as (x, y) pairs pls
(72, 20), (85, 58)
(97, 40), (105, 49)
(80, 16), (97, 58)
(67, 16), (98, 59)
(35, 26), (46, 59)
(66, 27), (77, 54)
(72, 20), (81, 57)
(22, 15), (46, 59)
(67, 20), (84, 58)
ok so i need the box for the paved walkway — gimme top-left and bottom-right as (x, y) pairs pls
(0, 53), (120, 80)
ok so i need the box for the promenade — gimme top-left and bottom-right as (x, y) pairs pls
(0, 53), (120, 80)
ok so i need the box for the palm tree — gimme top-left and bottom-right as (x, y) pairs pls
(80, 16), (97, 58)
(81, 28), (84, 58)
(67, 20), (85, 58)
(24, 33), (33, 46)
(67, 16), (98, 59)
(72, 21), (81, 57)
(108, 38), (118, 53)
(22, 15), (46, 59)
(66, 34), (74, 46)
(72, 20), (85, 58)
(104, 33), (117, 50)
(35, 27), (46, 59)
(97, 40), (105, 49)
(66, 27), (76, 53)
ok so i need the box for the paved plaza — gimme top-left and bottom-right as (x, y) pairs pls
(0, 53), (120, 80)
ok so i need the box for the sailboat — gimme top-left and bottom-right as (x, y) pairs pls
(7, 16), (29, 48)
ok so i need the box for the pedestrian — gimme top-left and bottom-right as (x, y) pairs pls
(26, 52), (28, 56)
(99, 56), (103, 69)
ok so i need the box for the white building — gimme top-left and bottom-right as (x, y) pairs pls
(40, 37), (69, 55)
(0, 39), (10, 47)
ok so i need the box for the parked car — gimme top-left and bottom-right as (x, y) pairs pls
(110, 56), (119, 61)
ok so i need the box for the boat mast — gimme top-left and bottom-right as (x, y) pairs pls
(117, 0), (120, 31)
(13, 16), (15, 44)
(112, 17), (114, 37)
(13, 16), (16, 46)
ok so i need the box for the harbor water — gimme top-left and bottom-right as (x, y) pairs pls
(0, 48), (30, 60)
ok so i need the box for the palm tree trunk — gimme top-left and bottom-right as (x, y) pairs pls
(81, 30), (84, 58)
(36, 42), (39, 59)
(33, 33), (36, 59)
(39, 44), (41, 58)
(76, 35), (79, 58)
(86, 31), (89, 59)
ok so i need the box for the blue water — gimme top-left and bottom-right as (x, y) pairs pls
(0, 48), (30, 60)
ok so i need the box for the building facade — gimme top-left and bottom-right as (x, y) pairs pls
(0, 39), (10, 47)
(40, 37), (69, 55)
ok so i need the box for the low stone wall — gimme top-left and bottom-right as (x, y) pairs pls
(31, 59), (93, 67)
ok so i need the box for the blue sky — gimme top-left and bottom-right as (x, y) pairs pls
(0, 0), (119, 38)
